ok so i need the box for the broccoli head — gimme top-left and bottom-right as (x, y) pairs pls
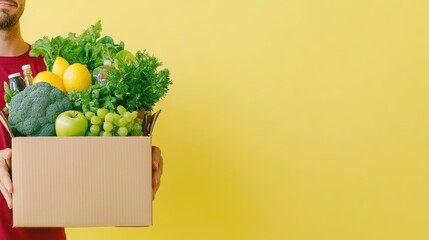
(8, 82), (73, 136)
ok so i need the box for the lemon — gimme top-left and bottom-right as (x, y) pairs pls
(63, 63), (92, 93)
(52, 56), (70, 78)
(33, 71), (66, 93)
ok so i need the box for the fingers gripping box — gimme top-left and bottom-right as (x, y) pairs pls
(0, 112), (159, 227)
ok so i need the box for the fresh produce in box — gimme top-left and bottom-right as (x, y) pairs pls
(30, 21), (124, 73)
(33, 71), (66, 93)
(8, 82), (73, 136)
(4, 21), (172, 137)
(55, 110), (89, 136)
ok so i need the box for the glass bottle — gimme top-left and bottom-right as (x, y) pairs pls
(93, 60), (112, 85)
(22, 64), (34, 86)
(8, 73), (27, 91)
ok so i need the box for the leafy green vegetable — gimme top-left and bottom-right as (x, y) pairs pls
(69, 50), (172, 112)
(8, 82), (73, 136)
(30, 21), (124, 72)
(113, 49), (136, 71)
(31, 21), (172, 113)
(2, 82), (19, 114)
(108, 50), (172, 111)
(68, 84), (119, 113)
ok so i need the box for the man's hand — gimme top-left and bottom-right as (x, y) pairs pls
(152, 146), (163, 200)
(0, 148), (13, 209)
(0, 146), (163, 206)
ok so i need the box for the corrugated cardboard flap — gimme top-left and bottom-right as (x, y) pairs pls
(12, 136), (152, 227)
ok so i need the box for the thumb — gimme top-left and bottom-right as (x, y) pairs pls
(2, 149), (12, 169)
(5, 149), (11, 159)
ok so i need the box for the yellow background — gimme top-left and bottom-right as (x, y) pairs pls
(21, 0), (429, 239)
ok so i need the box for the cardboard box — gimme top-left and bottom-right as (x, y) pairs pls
(0, 112), (158, 228)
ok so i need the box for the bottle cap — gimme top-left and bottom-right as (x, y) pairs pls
(22, 64), (31, 70)
(8, 73), (21, 79)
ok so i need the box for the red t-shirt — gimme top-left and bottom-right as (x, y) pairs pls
(0, 46), (66, 239)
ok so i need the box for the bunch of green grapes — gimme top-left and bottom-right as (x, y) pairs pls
(85, 105), (143, 136)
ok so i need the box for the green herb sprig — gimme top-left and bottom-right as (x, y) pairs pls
(107, 51), (172, 111)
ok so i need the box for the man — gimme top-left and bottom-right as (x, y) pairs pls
(0, 1), (164, 239)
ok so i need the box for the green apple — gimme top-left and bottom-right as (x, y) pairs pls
(55, 110), (89, 136)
